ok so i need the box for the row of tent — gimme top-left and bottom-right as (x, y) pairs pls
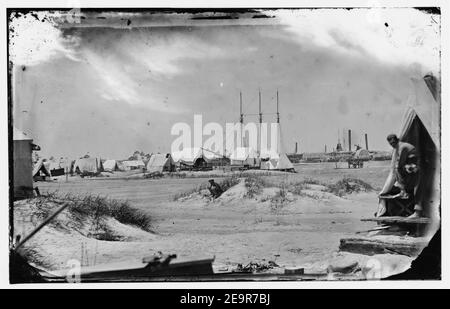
(33, 154), (177, 178)
(24, 74), (441, 226)
(171, 147), (294, 171)
(33, 157), (150, 178)
(33, 147), (294, 179)
(103, 154), (175, 174)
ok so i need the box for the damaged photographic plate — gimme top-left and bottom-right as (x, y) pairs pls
(4, 0), (447, 288)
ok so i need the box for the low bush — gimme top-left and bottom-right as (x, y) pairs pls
(36, 193), (152, 232)
(244, 175), (267, 198)
(173, 176), (241, 201)
(326, 177), (373, 196)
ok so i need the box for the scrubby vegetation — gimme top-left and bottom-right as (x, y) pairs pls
(218, 175), (240, 192)
(286, 178), (323, 196)
(326, 177), (374, 197)
(286, 177), (373, 197)
(32, 192), (153, 232)
(270, 185), (289, 211)
(172, 184), (208, 201)
(173, 174), (374, 203)
(172, 176), (240, 201)
(244, 175), (267, 198)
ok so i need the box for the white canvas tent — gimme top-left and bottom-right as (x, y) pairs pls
(260, 149), (279, 160)
(49, 161), (62, 170)
(230, 147), (260, 167)
(122, 160), (145, 170)
(146, 153), (175, 173)
(203, 149), (230, 167)
(260, 152), (294, 171)
(380, 75), (440, 228)
(48, 159), (68, 176)
(203, 149), (224, 161)
(73, 157), (101, 174)
(259, 121), (295, 171)
(103, 159), (119, 172)
(172, 147), (206, 167)
(354, 149), (371, 160)
(32, 158), (51, 180)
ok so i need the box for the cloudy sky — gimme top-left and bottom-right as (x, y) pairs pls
(10, 8), (440, 159)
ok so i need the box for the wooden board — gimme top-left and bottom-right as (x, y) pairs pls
(379, 194), (409, 200)
(361, 216), (431, 225)
(42, 271), (330, 283)
(48, 257), (215, 281)
(339, 236), (428, 257)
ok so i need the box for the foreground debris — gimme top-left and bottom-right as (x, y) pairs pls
(234, 260), (279, 273)
(339, 235), (429, 257)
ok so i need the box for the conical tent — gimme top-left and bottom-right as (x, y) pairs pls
(399, 76), (440, 149)
(260, 153), (294, 171)
(274, 153), (294, 170)
(380, 75), (440, 227)
(259, 124), (294, 171)
(32, 158), (51, 178)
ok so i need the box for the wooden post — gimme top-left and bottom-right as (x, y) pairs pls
(348, 130), (352, 152)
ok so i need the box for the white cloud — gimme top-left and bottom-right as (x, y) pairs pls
(272, 8), (440, 74)
(83, 48), (184, 113)
(119, 31), (227, 79)
(79, 29), (228, 110)
(82, 49), (141, 105)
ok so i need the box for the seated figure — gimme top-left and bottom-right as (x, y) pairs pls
(376, 134), (422, 218)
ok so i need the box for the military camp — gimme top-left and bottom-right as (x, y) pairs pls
(9, 8), (442, 283)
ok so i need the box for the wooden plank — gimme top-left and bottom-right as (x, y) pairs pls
(361, 216), (431, 225)
(379, 194), (409, 200)
(339, 236), (428, 257)
(42, 272), (330, 283)
(356, 225), (390, 234)
(78, 258), (215, 280)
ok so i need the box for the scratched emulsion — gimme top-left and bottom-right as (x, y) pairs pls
(9, 8), (440, 157)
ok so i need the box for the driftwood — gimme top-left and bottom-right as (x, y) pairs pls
(339, 236), (428, 257)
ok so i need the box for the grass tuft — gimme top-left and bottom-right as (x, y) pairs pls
(172, 176), (241, 201)
(34, 192), (152, 232)
(326, 177), (373, 196)
(244, 175), (266, 198)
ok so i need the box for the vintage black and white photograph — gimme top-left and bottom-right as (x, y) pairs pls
(6, 4), (443, 284)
